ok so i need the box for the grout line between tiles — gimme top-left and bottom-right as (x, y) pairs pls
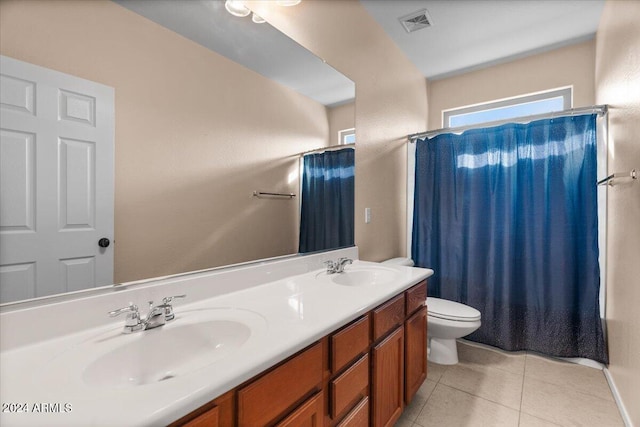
(518, 351), (529, 426)
(436, 381), (522, 415)
(523, 356), (618, 404)
(412, 379), (437, 427)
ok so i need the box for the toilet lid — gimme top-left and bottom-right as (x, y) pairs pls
(427, 297), (481, 322)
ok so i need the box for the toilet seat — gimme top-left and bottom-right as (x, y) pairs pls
(427, 297), (481, 322)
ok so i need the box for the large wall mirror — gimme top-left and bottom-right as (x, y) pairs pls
(0, 0), (355, 305)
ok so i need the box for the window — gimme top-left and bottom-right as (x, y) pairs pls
(339, 128), (356, 145)
(443, 87), (572, 128)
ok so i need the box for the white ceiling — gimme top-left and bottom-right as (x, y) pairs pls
(114, 0), (355, 107)
(114, 0), (605, 106)
(360, 0), (605, 79)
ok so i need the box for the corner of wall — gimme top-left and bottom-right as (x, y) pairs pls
(594, 1), (640, 425)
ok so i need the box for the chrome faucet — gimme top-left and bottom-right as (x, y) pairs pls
(142, 301), (166, 330)
(108, 295), (186, 333)
(324, 258), (353, 274)
(335, 257), (353, 273)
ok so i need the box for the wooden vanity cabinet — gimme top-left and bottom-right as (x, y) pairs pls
(172, 280), (428, 427)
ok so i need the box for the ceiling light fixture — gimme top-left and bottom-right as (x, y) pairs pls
(225, 0), (301, 24)
(276, 0), (301, 6)
(225, 0), (251, 18)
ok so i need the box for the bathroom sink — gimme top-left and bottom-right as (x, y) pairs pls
(37, 308), (267, 390)
(329, 266), (398, 286)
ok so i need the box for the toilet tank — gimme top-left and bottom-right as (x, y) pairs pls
(382, 257), (415, 267)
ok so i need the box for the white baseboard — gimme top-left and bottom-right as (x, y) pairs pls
(604, 367), (634, 427)
(557, 356), (604, 370)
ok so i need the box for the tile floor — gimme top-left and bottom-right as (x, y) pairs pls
(396, 340), (624, 427)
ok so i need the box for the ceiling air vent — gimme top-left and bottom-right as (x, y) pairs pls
(399, 8), (433, 33)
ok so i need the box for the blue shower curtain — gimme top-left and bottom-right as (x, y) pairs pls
(412, 114), (608, 363)
(299, 148), (354, 253)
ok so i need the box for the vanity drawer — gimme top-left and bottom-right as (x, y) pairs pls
(237, 342), (323, 427)
(330, 315), (370, 373)
(336, 397), (369, 427)
(405, 281), (427, 315)
(330, 353), (369, 419)
(372, 293), (405, 341)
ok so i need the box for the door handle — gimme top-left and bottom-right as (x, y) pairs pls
(98, 238), (110, 248)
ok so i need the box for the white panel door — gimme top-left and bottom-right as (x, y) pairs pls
(0, 56), (114, 303)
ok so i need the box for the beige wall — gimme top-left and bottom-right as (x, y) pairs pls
(0, 0), (330, 283)
(247, 0), (428, 261)
(428, 40), (596, 130)
(595, 1), (640, 424)
(328, 101), (355, 146)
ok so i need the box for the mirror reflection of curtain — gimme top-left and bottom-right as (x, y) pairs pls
(299, 148), (354, 253)
(412, 114), (608, 363)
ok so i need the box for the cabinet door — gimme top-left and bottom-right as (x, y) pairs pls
(276, 391), (324, 427)
(371, 326), (404, 427)
(405, 307), (427, 404)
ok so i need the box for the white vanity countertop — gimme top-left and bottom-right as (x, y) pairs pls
(0, 261), (433, 427)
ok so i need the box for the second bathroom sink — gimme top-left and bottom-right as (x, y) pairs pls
(331, 266), (398, 286)
(314, 263), (399, 286)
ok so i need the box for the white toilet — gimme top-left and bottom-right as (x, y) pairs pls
(382, 257), (482, 365)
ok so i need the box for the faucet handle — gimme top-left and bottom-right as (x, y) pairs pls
(162, 294), (186, 304)
(108, 303), (143, 333)
(108, 302), (138, 317)
(324, 260), (336, 274)
(161, 294), (186, 321)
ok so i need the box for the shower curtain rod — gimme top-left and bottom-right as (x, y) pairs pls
(407, 104), (608, 142)
(299, 143), (354, 157)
